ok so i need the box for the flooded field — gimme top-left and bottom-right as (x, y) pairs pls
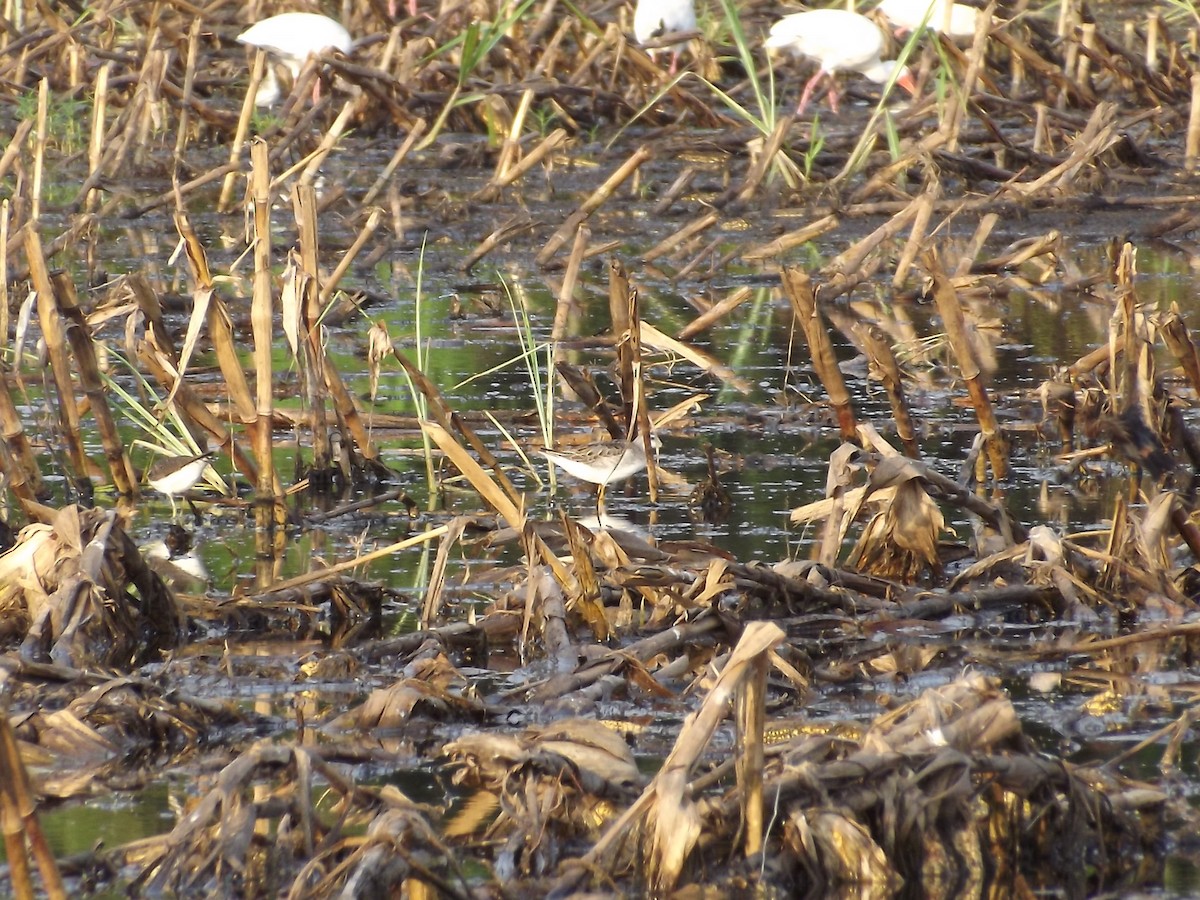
(3, 0), (1200, 896)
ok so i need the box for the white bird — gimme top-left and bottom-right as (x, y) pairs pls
(877, 0), (988, 40)
(633, 0), (698, 73)
(765, 9), (916, 115)
(237, 12), (354, 107)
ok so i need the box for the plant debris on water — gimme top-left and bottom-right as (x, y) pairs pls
(3, 0), (1200, 896)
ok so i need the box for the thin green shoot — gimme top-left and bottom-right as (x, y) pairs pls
(418, 0), (537, 147)
(396, 234), (437, 499)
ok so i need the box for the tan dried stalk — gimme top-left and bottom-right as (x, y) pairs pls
(939, 3), (995, 152)
(420, 517), (469, 628)
(172, 215), (256, 428)
(608, 258), (635, 430)
(0, 710), (66, 900)
(458, 213), (536, 274)
(54, 272), (135, 495)
(476, 128), (567, 202)
(361, 118), (427, 207)
(536, 147), (652, 266)
(642, 211), (719, 264)
(735, 111), (796, 205)
(742, 214), (839, 262)
(25, 227), (87, 478)
(85, 64), (109, 213)
(781, 267), (858, 441)
(293, 185), (332, 474)
(218, 52), (266, 214)
(422, 421), (522, 528)
(1160, 305), (1200, 398)
(173, 20), (201, 167)
(559, 511), (611, 641)
(576, 622), (785, 893)
(551, 224), (589, 343)
(386, 340), (522, 507)
(677, 287), (752, 341)
(31, 79), (46, 226)
(250, 141), (282, 513)
(854, 322), (918, 457)
(0, 364), (46, 508)
(921, 249), (1009, 480)
(735, 653), (767, 857)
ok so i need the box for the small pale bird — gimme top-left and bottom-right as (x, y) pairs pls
(765, 9), (916, 115)
(633, 0), (698, 73)
(147, 452), (214, 520)
(237, 12), (354, 107)
(543, 438), (655, 510)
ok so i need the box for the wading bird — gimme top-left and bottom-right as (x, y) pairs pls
(765, 9), (916, 115)
(237, 12), (354, 107)
(633, 0), (698, 74)
(877, 0), (989, 39)
(543, 437), (656, 511)
(147, 451), (214, 520)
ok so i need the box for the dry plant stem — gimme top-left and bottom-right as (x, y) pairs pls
(1160, 308), (1200, 398)
(1188, 73), (1200, 171)
(536, 147), (652, 266)
(361, 118), (427, 207)
(575, 623), (786, 894)
(422, 421), (522, 529)
(31, 79), (46, 226)
(218, 52), (266, 214)
(321, 208), (383, 305)
(642, 212), (718, 264)
(552, 225), (589, 343)
(0, 708), (66, 900)
(459, 213), (536, 274)
(855, 323), (919, 457)
(0, 120), (32, 191)
(781, 267), (858, 441)
(553, 363), (625, 438)
(476, 128), (567, 202)
(608, 259), (635, 435)
(54, 272), (135, 495)
(86, 64), (109, 213)
(735, 111), (796, 205)
(250, 140), (280, 509)
(627, 286), (659, 501)
(677, 287), (752, 340)
(421, 517), (468, 627)
(390, 347), (522, 506)
(893, 184), (937, 287)
(735, 653), (767, 857)
(0, 361), (44, 501)
(25, 227), (87, 479)
(921, 249), (1009, 480)
(954, 212), (998, 278)
(298, 101), (355, 187)
(742, 214), (839, 261)
(172, 216), (257, 432)
(294, 186), (331, 473)
(494, 87), (534, 180)
(173, 19), (200, 167)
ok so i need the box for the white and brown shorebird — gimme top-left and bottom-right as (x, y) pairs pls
(542, 437), (656, 509)
(765, 9), (916, 115)
(147, 451), (214, 520)
(633, 0), (698, 74)
(237, 12), (354, 107)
